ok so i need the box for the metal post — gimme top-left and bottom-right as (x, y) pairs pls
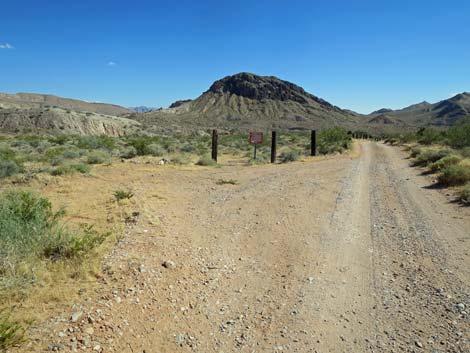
(254, 144), (257, 160)
(271, 131), (277, 163)
(311, 130), (316, 156)
(211, 129), (218, 162)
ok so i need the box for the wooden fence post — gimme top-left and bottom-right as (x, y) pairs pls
(271, 131), (277, 163)
(211, 129), (218, 162)
(311, 130), (316, 156)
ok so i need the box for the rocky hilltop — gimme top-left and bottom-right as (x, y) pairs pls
(132, 73), (360, 132)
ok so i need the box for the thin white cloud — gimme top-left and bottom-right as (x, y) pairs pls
(0, 43), (14, 49)
(107, 61), (117, 66)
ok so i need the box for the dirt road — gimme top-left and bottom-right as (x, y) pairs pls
(17, 142), (469, 353)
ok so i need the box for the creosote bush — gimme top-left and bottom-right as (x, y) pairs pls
(428, 155), (461, 173)
(459, 183), (470, 204)
(196, 154), (216, 166)
(412, 148), (452, 167)
(317, 128), (351, 155)
(86, 150), (110, 165)
(113, 189), (134, 201)
(280, 149), (300, 163)
(0, 310), (24, 350)
(0, 190), (107, 291)
(438, 162), (470, 186)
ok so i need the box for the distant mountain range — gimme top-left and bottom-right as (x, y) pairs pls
(128, 106), (158, 113)
(0, 75), (468, 135)
(368, 93), (470, 127)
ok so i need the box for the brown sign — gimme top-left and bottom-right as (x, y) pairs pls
(249, 132), (263, 145)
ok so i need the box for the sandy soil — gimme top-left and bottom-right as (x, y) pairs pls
(11, 142), (470, 353)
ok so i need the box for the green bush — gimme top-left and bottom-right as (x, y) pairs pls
(459, 183), (470, 204)
(438, 162), (470, 186)
(76, 135), (116, 151)
(412, 148), (452, 166)
(171, 154), (191, 165)
(196, 154), (216, 166)
(447, 119), (470, 149)
(0, 190), (106, 289)
(318, 128), (351, 155)
(86, 150), (110, 165)
(180, 143), (196, 153)
(50, 156), (65, 166)
(70, 163), (90, 174)
(417, 128), (444, 145)
(50, 165), (74, 176)
(144, 143), (165, 156)
(410, 146), (422, 158)
(113, 189), (134, 201)
(0, 310), (24, 350)
(0, 160), (22, 179)
(62, 147), (82, 159)
(428, 155), (461, 173)
(460, 147), (470, 158)
(119, 146), (137, 159)
(280, 149), (300, 163)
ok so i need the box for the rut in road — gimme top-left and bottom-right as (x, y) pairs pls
(16, 142), (469, 353)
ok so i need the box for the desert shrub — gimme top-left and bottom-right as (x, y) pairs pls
(196, 154), (216, 166)
(48, 135), (71, 146)
(113, 189), (134, 201)
(318, 128), (351, 155)
(460, 147), (470, 158)
(0, 146), (16, 161)
(50, 156), (65, 166)
(0, 160), (22, 179)
(124, 136), (164, 156)
(86, 150), (110, 165)
(171, 154), (191, 165)
(0, 190), (106, 289)
(51, 163), (90, 176)
(216, 179), (238, 185)
(410, 146), (422, 158)
(0, 310), (24, 349)
(70, 163), (90, 174)
(42, 147), (66, 163)
(62, 147), (82, 159)
(180, 143), (196, 153)
(412, 148), (452, 166)
(119, 146), (137, 159)
(459, 183), (470, 204)
(76, 135), (116, 151)
(447, 119), (470, 149)
(144, 143), (165, 156)
(417, 128), (444, 145)
(438, 161), (470, 186)
(36, 140), (52, 153)
(280, 149), (300, 163)
(399, 133), (418, 144)
(42, 225), (106, 261)
(428, 155), (462, 173)
(50, 165), (74, 176)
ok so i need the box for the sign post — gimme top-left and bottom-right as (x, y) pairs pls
(311, 130), (316, 156)
(271, 131), (277, 163)
(249, 132), (263, 160)
(211, 129), (218, 162)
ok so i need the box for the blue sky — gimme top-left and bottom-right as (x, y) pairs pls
(1, 0), (469, 113)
